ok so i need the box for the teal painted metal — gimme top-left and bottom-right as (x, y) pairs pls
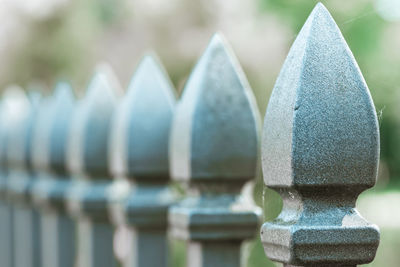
(66, 65), (123, 267)
(260, 3), (380, 266)
(0, 87), (28, 267)
(6, 90), (42, 267)
(0, 97), (11, 267)
(169, 33), (262, 267)
(31, 83), (76, 267)
(109, 54), (177, 267)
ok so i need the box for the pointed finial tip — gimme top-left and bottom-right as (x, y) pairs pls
(86, 71), (108, 97)
(86, 62), (123, 98)
(142, 50), (158, 61)
(199, 32), (238, 68)
(295, 2), (337, 41)
(311, 2), (331, 18)
(137, 53), (160, 72)
(92, 62), (120, 85)
(53, 82), (74, 103)
(128, 53), (167, 92)
(27, 90), (41, 105)
(54, 81), (71, 93)
(209, 32), (228, 48)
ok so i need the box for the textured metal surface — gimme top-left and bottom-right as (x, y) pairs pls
(109, 55), (177, 267)
(169, 33), (261, 267)
(170, 35), (260, 182)
(66, 64), (122, 267)
(260, 3), (380, 266)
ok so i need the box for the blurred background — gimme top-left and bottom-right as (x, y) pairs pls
(0, 0), (399, 266)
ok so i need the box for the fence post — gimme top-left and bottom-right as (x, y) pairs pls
(7, 90), (42, 267)
(108, 55), (177, 267)
(31, 83), (76, 267)
(260, 3), (380, 266)
(0, 87), (27, 267)
(0, 100), (10, 267)
(30, 96), (53, 267)
(67, 65), (123, 267)
(169, 34), (261, 267)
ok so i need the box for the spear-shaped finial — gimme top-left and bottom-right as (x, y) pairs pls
(6, 88), (43, 267)
(111, 54), (176, 180)
(31, 82), (76, 267)
(261, 3), (379, 266)
(79, 66), (122, 177)
(169, 33), (261, 267)
(67, 64), (122, 267)
(109, 54), (177, 267)
(170, 33), (260, 183)
(48, 83), (75, 175)
(0, 86), (30, 267)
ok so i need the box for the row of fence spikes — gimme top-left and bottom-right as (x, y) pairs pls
(0, 30), (262, 267)
(0, 2), (381, 267)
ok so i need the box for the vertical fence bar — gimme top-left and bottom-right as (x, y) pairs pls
(7, 91), (42, 267)
(31, 83), (76, 267)
(67, 65), (122, 267)
(169, 33), (261, 267)
(109, 55), (177, 267)
(0, 87), (27, 267)
(0, 101), (11, 267)
(260, 3), (380, 266)
(30, 96), (53, 267)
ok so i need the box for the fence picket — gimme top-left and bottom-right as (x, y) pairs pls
(31, 83), (76, 267)
(66, 65), (123, 267)
(169, 33), (262, 267)
(260, 3), (380, 266)
(6, 90), (42, 267)
(0, 87), (30, 267)
(109, 54), (177, 267)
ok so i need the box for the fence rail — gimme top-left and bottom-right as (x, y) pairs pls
(0, 3), (380, 267)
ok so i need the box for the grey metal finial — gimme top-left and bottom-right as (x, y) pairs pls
(111, 54), (176, 180)
(170, 33), (260, 182)
(67, 64), (122, 267)
(7, 91), (38, 172)
(80, 66), (122, 177)
(169, 33), (261, 267)
(261, 3), (380, 266)
(1, 87), (30, 172)
(110, 54), (177, 267)
(48, 83), (75, 175)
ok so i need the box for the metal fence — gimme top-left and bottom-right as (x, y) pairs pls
(0, 3), (380, 267)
